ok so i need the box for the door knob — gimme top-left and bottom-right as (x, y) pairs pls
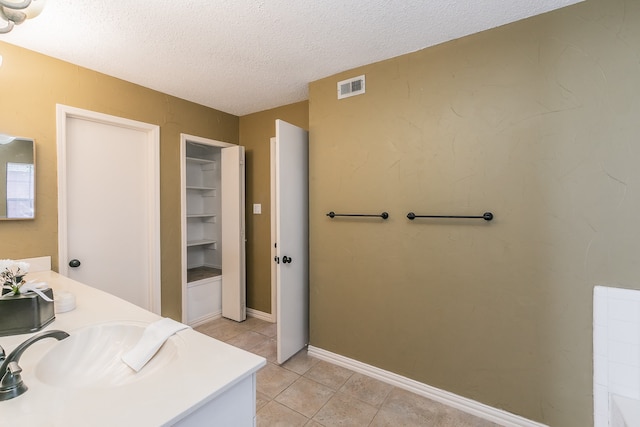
(68, 259), (81, 268)
(282, 256), (292, 264)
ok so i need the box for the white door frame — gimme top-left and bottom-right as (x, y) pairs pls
(56, 104), (161, 314)
(270, 137), (278, 322)
(180, 133), (235, 324)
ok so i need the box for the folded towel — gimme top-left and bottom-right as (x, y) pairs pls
(122, 318), (189, 372)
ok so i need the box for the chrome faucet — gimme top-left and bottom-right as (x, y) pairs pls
(0, 330), (69, 401)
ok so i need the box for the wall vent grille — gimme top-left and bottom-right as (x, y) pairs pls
(337, 75), (365, 99)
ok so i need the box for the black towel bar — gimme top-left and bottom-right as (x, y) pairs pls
(327, 211), (389, 219)
(406, 212), (493, 221)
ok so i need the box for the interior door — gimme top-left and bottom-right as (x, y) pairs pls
(221, 145), (247, 322)
(57, 105), (160, 313)
(275, 119), (309, 364)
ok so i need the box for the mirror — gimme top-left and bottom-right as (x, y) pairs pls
(0, 135), (35, 220)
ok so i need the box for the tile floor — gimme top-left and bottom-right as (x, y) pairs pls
(195, 317), (501, 427)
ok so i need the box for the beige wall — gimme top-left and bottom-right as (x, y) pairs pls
(309, 0), (639, 425)
(0, 42), (238, 320)
(239, 102), (309, 313)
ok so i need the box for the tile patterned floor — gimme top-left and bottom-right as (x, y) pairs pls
(195, 317), (501, 427)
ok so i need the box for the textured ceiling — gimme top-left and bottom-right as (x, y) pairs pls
(1, 0), (582, 116)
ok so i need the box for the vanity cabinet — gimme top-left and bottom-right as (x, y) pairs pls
(0, 266), (265, 427)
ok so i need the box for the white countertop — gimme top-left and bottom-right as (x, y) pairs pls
(0, 271), (266, 427)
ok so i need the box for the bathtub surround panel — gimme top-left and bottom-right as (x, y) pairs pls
(612, 395), (640, 427)
(593, 286), (640, 427)
(308, 0), (640, 425)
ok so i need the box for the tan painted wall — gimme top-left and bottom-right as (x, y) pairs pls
(239, 102), (309, 313)
(0, 42), (238, 320)
(309, 0), (640, 425)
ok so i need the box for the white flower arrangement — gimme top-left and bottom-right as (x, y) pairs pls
(0, 259), (30, 296)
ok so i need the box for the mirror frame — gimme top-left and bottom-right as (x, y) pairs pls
(0, 136), (36, 220)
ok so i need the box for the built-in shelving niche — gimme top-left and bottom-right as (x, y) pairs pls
(183, 140), (222, 326)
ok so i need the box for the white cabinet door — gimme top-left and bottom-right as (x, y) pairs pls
(221, 145), (246, 321)
(275, 120), (309, 363)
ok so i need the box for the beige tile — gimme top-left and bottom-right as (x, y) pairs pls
(339, 372), (393, 407)
(282, 349), (320, 375)
(208, 320), (495, 426)
(304, 360), (353, 390)
(240, 316), (268, 330)
(257, 362), (300, 399)
(253, 321), (277, 337)
(439, 408), (503, 427)
(193, 320), (221, 335)
(196, 319), (245, 341)
(370, 387), (445, 426)
(275, 377), (335, 418)
(250, 337), (278, 363)
(312, 392), (378, 426)
(226, 331), (270, 351)
(256, 391), (271, 412)
(257, 401), (309, 427)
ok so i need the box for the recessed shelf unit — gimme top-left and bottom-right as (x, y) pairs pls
(184, 143), (222, 279)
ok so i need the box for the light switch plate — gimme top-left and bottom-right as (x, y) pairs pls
(253, 203), (262, 214)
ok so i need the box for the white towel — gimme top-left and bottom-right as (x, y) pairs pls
(122, 318), (189, 372)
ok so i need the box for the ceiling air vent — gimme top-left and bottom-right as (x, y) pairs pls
(337, 75), (365, 99)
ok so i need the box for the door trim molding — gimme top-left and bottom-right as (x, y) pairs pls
(270, 137), (277, 321)
(247, 308), (275, 323)
(56, 104), (161, 314)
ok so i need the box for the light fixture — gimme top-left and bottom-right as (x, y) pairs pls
(0, 0), (46, 34)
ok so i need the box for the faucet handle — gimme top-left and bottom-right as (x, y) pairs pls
(7, 361), (21, 375)
(0, 360), (25, 396)
(0, 330), (69, 401)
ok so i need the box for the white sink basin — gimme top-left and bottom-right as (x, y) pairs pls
(35, 322), (179, 388)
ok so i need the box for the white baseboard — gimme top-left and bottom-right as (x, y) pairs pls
(189, 308), (274, 326)
(307, 346), (548, 427)
(188, 312), (221, 328)
(247, 308), (275, 323)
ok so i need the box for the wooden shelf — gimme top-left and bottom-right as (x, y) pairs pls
(186, 156), (215, 165)
(186, 185), (215, 191)
(187, 266), (222, 283)
(187, 239), (216, 247)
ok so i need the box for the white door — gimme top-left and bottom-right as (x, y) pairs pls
(274, 119), (309, 364)
(221, 145), (247, 322)
(57, 105), (160, 313)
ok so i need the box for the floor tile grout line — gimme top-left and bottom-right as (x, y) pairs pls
(269, 368), (313, 423)
(202, 318), (503, 427)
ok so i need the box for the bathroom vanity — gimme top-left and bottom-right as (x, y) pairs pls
(0, 270), (265, 426)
